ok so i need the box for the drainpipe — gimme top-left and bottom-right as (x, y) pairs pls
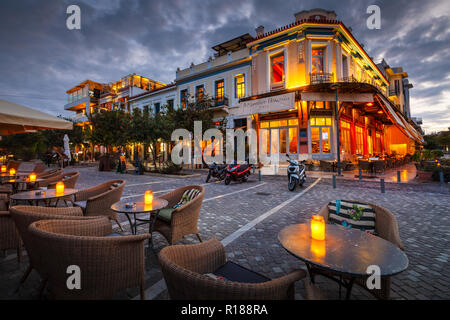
(333, 86), (342, 176)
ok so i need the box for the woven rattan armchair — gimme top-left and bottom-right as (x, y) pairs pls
(37, 168), (62, 179)
(373, 160), (386, 173)
(0, 194), (21, 262)
(154, 185), (205, 245)
(36, 173), (65, 188)
(48, 171), (79, 189)
(159, 238), (306, 300)
(74, 180), (125, 231)
(9, 205), (91, 286)
(316, 201), (404, 299)
(358, 160), (371, 173)
(28, 217), (150, 300)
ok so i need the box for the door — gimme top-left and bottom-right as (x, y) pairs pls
(311, 126), (332, 158)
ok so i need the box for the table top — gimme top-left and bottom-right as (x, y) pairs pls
(111, 198), (168, 214)
(10, 188), (78, 201)
(278, 223), (408, 277)
(2, 178), (44, 184)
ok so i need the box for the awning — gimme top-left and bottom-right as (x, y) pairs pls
(0, 99), (72, 135)
(375, 94), (423, 144)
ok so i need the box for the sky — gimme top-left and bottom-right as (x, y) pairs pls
(0, 0), (449, 134)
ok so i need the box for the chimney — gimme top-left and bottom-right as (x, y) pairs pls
(255, 25), (264, 37)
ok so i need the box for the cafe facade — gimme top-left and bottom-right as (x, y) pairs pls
(227, 9), (423, 163)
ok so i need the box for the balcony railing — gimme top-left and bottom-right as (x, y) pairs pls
(212, 96), (229, 107)
(388, 89), (398, 97)
(310, 73), (334, 84)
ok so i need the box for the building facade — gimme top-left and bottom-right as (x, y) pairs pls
(226, 9), (422, 163)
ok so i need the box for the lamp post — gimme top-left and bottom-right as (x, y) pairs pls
(331, 84), (342, 176)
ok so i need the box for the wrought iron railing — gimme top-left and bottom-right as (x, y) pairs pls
(310, 73), (334, 84)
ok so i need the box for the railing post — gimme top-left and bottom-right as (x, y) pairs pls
(332, 175), (336, 189)
(397, 171), (401, 183)
(380, 178), (385, 193)
(359, 168), (362, 180)
(258, 169), (262, 181)
(439, 170), (445, 184)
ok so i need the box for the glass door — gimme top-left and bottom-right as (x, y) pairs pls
(311, 126), (332, 157)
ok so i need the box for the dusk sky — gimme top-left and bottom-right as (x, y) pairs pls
(0, 0), (449, 134)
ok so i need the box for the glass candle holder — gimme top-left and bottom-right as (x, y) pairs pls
(145, 190), (153, 205)
(311, 215), (325, 241)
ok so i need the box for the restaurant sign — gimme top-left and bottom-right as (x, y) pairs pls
(229, 92), (295, 117)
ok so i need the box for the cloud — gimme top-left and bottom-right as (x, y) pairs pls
(0, 0), (448, 133)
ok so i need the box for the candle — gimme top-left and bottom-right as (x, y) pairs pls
(29, 172), (36, 182)
(9, 168), (16, 176)
(145, 190), (153, 205)
(1, 165), (6, 173)
(56, 181), (65, 195)
(311, 215), (325, 241)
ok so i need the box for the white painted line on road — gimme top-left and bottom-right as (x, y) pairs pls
(221, 178), (321, 246)
(134, 178), (321, 300)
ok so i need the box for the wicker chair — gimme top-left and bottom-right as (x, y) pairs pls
(0, 194), (21, 262)
(9, 205), (91, 286)
(37, 168), (62, 179)
(316, 201), (404, 299)
(358, 160), (371, 173)
(373, 160), (386, 174)
(319, 160), (334, 172)
(74, 180), (125, 231)
(154, 185), (205, 245)
(158, 238), (306, 300)
(36, 173), (65, 189)
(28, 217), (150, 300)
(47, 172), (79, 189)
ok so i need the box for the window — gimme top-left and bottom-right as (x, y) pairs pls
(342, 54), (348, 79)
(311, 48), (325, 74)
(167, 99), (174, 109)
(310, 117), (332, 126)
(356, 126), (364, 155)
(154, 102), (160, 114)
(180, 89), (188, 109)
(271, 52), (285, 84)
(235, 74), (245, 99)
(340, 120), (351, 156)
(215, 79), (224, 103)
(195, 85), (204, 101)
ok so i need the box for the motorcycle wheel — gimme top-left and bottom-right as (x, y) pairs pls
(224, 176), (231, 185)
(206, 172), (211, 183)
(288, 178), (297, 191)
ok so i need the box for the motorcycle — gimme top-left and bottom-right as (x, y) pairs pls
(286, 154), (306, 191)
(224, 161), (252, 185)
(206, 162), (227, 183)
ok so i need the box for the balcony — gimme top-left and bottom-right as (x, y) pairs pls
(71, 113), (88, 124)
(310, 73), (334, 84)
(212, 96), (229, 108)
(389, 89), (398, 97)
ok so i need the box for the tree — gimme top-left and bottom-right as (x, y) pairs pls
(87, 109), (131, 152)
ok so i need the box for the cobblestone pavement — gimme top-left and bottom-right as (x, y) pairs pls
(0, 166), (448, 300)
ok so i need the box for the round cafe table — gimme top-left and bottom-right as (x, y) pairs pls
(10, 188), (78, 207)
(1, 178), (44, 193)
(111, 198), (168, 249)
(278, 223), (408, 300)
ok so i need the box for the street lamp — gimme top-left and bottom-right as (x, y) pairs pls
(330, 84), (342, 176)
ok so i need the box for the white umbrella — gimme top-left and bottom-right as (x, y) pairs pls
(63, 134), (72, 162)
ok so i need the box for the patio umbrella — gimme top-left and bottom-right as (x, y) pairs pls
(0, 99), (72, 135)
(63, 134), (71, 162)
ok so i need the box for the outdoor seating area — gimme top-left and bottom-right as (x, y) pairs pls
(3, 159), (445, 301)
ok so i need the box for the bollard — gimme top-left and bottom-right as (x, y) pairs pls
(332, 175), (336, 189)
(359, 168), (362, 180)
(380, 178), (385, 193)
(258, 169), (262, 181)
(439, 170), (444, 184)
(397, 171), (401, 183)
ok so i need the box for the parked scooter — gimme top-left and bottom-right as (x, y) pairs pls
(286, 154), (306, 191)
(206, 162), (227, 182)
(224, 161), (252, 185)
